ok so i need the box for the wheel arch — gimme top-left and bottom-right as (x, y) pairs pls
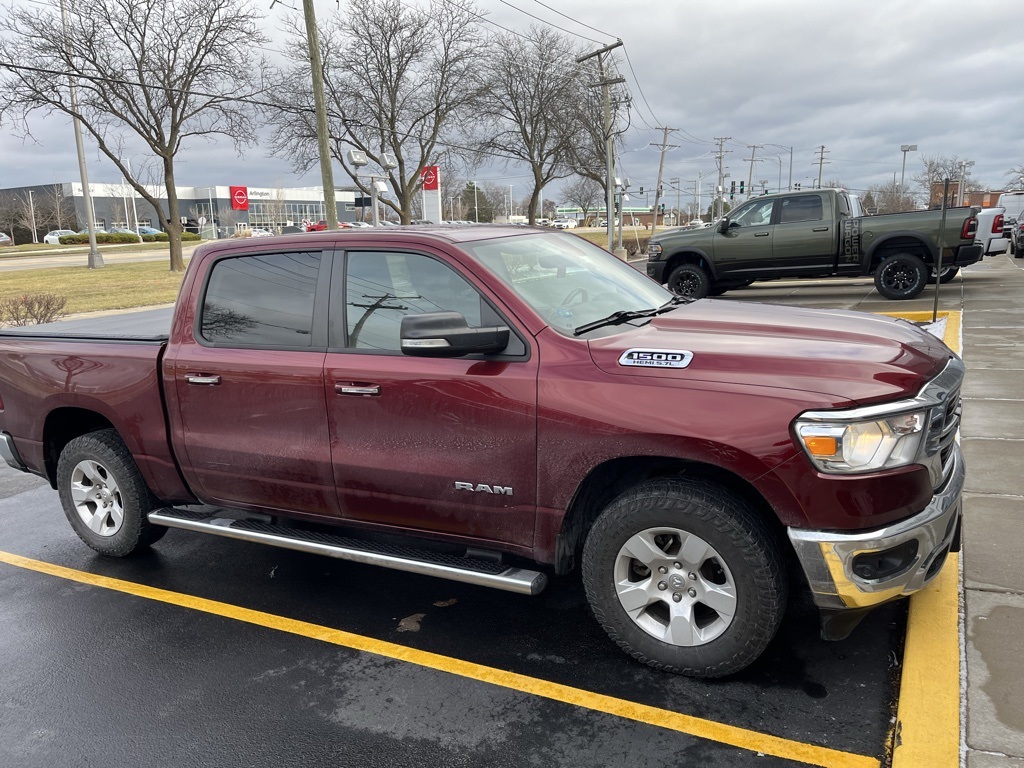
(664, 249), (719, 281)
(42, 407), (116, 488)
(866, 233), (937, 272)
(552, 455), (787, 575)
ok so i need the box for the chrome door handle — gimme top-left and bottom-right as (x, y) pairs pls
(185, 374), (221, 385)
(754, 232), (769, 237)
(335, 383), (381, 396)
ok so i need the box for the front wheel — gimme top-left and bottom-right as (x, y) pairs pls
(928, 266), (960, 285)
(57, 429), (165, 557)
(582, 479), (787, 678)
(874, 252), (928, 300)
(666, 263), (711, 300)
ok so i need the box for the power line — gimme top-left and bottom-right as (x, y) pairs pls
(493, 0), (602, 44)
(528, 0), (614, 38)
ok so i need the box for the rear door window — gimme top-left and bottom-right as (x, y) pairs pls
(200, 251), (321, 347)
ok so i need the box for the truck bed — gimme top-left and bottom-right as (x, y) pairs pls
(0, 307), (172, 342)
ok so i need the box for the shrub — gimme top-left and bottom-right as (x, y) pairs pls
(58, 231), (201, 245)
(0, 293), (68, 326)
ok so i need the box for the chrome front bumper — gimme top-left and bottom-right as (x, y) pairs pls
(788, 443), (964, 611)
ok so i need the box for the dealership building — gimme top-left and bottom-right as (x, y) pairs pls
(0, 181), (368, 237)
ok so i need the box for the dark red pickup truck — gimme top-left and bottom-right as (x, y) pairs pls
(0, 227), (964, 677)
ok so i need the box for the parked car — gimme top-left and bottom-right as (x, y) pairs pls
(348, 221), (373, 228)
(0, 226), (965, 678)
(77, 227), (108, 235)
(137, 226), (162, 236)
(108, 227), (143, 238)
(551, 219), (577, 229)
(1012, 217), (1024, 258)
(43, 229), (76, 244)
(974, 208), (1008, 257)
(249, 228), (274, 238)
(647, 188), (982, 300)
(0, 232), (12, 247)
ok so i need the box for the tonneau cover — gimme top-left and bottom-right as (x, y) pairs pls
(0, 307), (172, 342)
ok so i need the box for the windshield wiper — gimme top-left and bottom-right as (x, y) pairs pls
(572, 296), (691, 336)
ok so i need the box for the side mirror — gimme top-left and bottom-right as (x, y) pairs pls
(400, 312), (510, 358)
(718, 218), (731, 234)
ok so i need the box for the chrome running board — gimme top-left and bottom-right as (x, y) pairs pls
(148, 508), (547, 596)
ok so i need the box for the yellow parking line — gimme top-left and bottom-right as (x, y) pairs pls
(0, 549), (878, 768)
(892, 553), (961, 768)
(881, 310), (961, 768)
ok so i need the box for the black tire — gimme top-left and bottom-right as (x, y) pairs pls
(874, 252), (928, 300)
(928, 266), (960, 285)
(57, 429), (164, 557)
(582, 478), (787, 678)
(666, 263), (711, 300)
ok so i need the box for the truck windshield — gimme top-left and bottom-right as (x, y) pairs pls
(463, 233), (673, 336)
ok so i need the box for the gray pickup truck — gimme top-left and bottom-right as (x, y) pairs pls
(646, 189), (982, 300)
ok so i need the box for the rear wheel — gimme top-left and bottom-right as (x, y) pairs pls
(928, 266), (960, 285)
(57, 429), (165, 557)
(582, 479), (787, 678)
(874, 252), (928, 300)
(666, 263), (711, 300)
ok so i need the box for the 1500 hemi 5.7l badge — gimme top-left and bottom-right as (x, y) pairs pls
(618, 348), (694, 369)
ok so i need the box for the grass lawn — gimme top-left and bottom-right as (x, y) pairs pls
(0, 260), (188, 315)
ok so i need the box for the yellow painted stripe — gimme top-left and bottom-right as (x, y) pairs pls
(0, 549), (878, 768)
(877, 309), (962, 353)
(892, 552), (961, 768)
(881, 310), (961, 767)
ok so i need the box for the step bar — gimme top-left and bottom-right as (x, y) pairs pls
(148, 509), (548, 596)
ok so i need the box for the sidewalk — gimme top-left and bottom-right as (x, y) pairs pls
(960, 253), (1024, 766)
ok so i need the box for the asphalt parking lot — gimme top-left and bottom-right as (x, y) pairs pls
(1, 255), (1009, 768)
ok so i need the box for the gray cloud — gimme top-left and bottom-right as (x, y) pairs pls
(2, 0), (1022, 203)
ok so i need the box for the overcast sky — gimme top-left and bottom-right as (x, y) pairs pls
(2, 0), (1022, 208)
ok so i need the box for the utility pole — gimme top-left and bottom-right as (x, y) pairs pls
(714, 137), (731, 220)
(669, 177), (680, 226)
(814, 144), (830, 189)
(578, 40), (624, 252)
(649, 127), (677, 237)
(745, 144), (762, 200)
(59, 0), (102, 267)
(301, 0), (338, 230)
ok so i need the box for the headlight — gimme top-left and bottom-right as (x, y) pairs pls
(794, 410), (927, 474)
(648, 242), (663, 259)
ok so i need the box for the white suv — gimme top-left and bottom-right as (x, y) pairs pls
(551, 219), (577, 229)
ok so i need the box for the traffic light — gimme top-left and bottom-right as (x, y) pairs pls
(739, 181), (745, 195)
(660, 203), (665, 214)
(730, 181), (736, 200)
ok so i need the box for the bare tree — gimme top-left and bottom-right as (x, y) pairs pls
(866, 179), (917, 214)
(0, 0), (270, 271)
(270, 0), (484, 224)
(1007, 165), (1024, 189)
(36, 185), (78, 231)
(912, 155), (982, 207)
(475, 27), (582, 224)
(561, 176), (602, 222)
(0, 193), (21, 243)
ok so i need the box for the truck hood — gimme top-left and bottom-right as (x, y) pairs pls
(587, 300), (952, 404)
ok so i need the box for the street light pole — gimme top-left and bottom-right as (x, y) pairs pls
(900, 144), (918, 194)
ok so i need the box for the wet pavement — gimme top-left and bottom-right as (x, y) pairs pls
(3, 252), (1022, 767)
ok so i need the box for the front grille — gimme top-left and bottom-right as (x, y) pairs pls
(927, 385), (961, 488)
